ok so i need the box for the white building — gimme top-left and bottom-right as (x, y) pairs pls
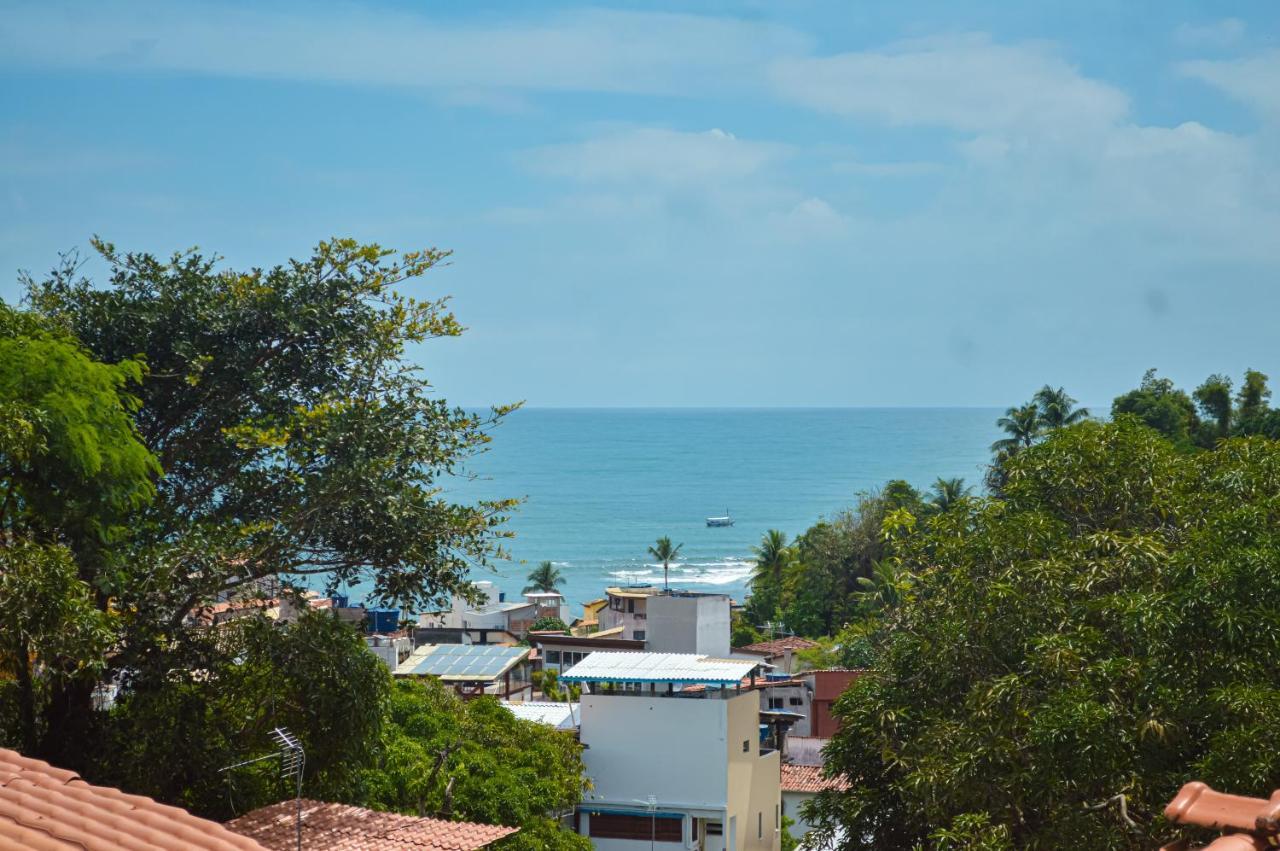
(779, 764), (847, 848)
(418, 582), (567, 643)
(645, 593), (731, 657)
(598, 586), (660, 641)
(563, 652), (782, 851)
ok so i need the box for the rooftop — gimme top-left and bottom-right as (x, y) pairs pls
(500, 701), (580, 729)
(226, 799), (517, 851)
(781, 764), (850, 794)
(561, 652), (763, 685)
(394, 644), (529, 681)
(0, 747), (266, 851)
(736, 636), (820, 657)
(604, 585), (661, 599)
(467, 600), (535, 616)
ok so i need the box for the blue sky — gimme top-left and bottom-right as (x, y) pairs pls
(2, 1), (1279, 408)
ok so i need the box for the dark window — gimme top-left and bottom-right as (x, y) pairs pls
(634, 630), (646, 641)
(589, 814), (682, 842)
(546, 650), (561, 664)
(768, 698), (784, 709)
(705, 822), (723, 836)
(742, 740), (750, 753)
(758, 812), (763, 838)
(627, 599), (635, 613)
(789, 697), (803, 706)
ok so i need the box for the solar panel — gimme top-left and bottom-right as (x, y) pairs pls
(403, 644), (528, 680)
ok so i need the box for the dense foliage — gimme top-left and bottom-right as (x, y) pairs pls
(807, 419), (1280, 849)
(1113, 368), (1280, 449)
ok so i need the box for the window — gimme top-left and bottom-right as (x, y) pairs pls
(627, 599), (635, 613)
(742, 740), (750, 753)
(705, 822), (723, 836)
(789, 696), (804, 706)
(634, 630), (646, 641)
(768, 697), (784, 709)
(589, 813), (682, 842)
(545, 650), (561, 664)
(758, 812), (762, 839)
(776, 805), (780, 828)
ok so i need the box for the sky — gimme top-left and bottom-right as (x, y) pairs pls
(2, 1), (1279, 408)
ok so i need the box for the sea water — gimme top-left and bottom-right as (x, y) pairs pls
(415, 407), (1002, 614)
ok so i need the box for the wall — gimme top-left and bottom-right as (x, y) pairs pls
(725, 691), (780, 851)
(807, 671), (863, 738)
(781, 791), (817, 843)
(579, 693), (730, 811)
(646, 595), (731, 656)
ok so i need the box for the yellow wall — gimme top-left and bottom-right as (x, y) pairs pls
(724, 691), (780, 851)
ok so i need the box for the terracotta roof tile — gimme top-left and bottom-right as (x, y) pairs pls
(780, 764), (850, 794)
(736, 637), (819, 656)
(225, 799), (518, 851)
(0, 748), (268, 851)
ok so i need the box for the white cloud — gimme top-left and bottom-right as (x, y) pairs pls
(1179, 51), (1280, 119)
(0, 1), (809, 97)
(524, 128), (788, 186)
(1174, 18), (1246, 48)
(769, 33), (1128, 139)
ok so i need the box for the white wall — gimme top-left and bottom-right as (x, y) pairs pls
(580, 693), (731, 810)
(782, 792), (817, 843)
(646, 595), (730, 656)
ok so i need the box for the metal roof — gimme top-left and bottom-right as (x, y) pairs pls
(560, 652), (762, 685)
(500, 701), (579, 729)
(468, 600), (535, 616)
(394, 644), (529, 681)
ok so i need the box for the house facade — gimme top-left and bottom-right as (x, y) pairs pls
(564, 652), (782, 851)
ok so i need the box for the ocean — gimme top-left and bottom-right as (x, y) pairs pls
(427, 407), (1002, 615)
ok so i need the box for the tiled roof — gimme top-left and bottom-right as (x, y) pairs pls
(780, 764), (850, 794)
(736, 636), (819, 656)
(226, 800), (517, 851)
(0, 747), (267, 851)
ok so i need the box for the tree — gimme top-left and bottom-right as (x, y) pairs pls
(927, 477), (971, 513)
(808, 419), (1280, 849)
(1235, 369), (1273, 432)
(991, 402), (1042, 455)
(1193, 374), (1233, 443)
(360, 679), (590, 851)
(746, 530), (790, 624)
(1111, 368), (1198, 446)
(1034, 385), (1090, 429)
(0, 303), (159, 755)
(524, 561), (564, 594)
(96, 610), (390, 819)
(529, 616), (569, 633)
(23, 238), (516, 767)
(647, 536), (683, 592)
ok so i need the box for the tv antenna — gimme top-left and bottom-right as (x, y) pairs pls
(220, 726), (306, 851)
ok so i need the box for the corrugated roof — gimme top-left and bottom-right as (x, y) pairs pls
(560, 652), (761, 684)
(736, 636), (819, 656)
(500, 702), (579, 729)
(0, 747), (267, 851)
(394, 644), (529, 681)
(467, 600), (534, 616)
(226, 799), (517, 851)
(781, 764), (850, 794)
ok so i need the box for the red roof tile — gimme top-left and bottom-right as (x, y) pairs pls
(736, 637), (819, 657)
(225, 800), (518, 851)
(0, 748), (267, 851)
(780, 764), (850, 794)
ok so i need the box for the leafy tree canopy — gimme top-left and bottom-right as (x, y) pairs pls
(808, 419), (1280, 849)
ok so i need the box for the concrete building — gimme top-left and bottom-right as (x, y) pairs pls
(645, 592), (731, 656)
(803, 670), (864, 738)
(530, 629), (644, 677)
(598, 586), (661, 640)
(779, 765), (847, 847)
(417, 582), (568, 644)
(758, 676), (813, 737)
(563, 652), (782, 851)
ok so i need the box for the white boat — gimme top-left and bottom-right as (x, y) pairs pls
(706, 510), (734, 527)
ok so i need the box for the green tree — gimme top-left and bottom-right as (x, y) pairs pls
(991, 402), (1042, 455)
(23, 238), (516, 767)
(524, 561), (565, 594)
(1193, 374), (1233, 443)
(927, 477), (971, 513)
(647, 536), (683, 592)
(1034, 385), (1090, 429)
(809, 419), (1280, 849)
(360, 679), (589, 851)
(1234, 369), (1273, 433)
(1111, 368), (1198, 446)
(530, 616), (569, 633)
(746, 529), (790, 624)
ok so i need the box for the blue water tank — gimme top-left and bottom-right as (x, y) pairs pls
(367, 608), (400, 633)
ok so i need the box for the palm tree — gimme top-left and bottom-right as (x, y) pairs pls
(928, 477), (971, 513)
(751, 530), (789, 586)
(991, 402), (1042, 454)
(647, 536), (684, 592)
(523, 560), (564, 594)
(1034, 385), (1090, 429)
(853, 560), (912, 615)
